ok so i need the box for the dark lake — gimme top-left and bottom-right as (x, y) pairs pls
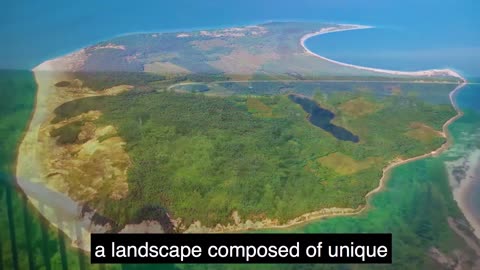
(288, 94), (359, 143)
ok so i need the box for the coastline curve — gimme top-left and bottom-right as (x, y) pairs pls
(300, 24), (466, 81)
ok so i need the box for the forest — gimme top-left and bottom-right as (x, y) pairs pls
(50, 81), (456, 229)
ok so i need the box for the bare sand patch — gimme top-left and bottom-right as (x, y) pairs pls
(46, 113), (131, 202)
(16, 66), (134, 251)
(182, 207), (359, 233)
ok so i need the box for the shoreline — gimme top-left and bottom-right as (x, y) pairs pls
(446, 150), (480, 240)
(464, 161), (480, 239)
(15, 64), (97, 251)
(300, 24), (465, 80)
(15, 24), (470, 251)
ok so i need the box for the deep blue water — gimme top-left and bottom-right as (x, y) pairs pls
(2, 0), (479, 75)
(288, 94), (359, 143)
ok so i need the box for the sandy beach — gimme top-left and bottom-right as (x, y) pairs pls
(446, 150), (480, 239)
(16, 57), (136, 251)
(16, 65), (93, 251)
(15, 24), (470, 252)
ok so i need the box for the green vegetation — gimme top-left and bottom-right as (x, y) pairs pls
(77, 22), (460, 84)
(1, 71), (475, 270)
(54, 81), (71, 87)
(75, 71), (166, 91)
(0, 70), (109, 270)
(73, 71), (232, 92)
(316, 152), (379, 175)
(339, 97), (381, 117)
(246, 97), (273, 117)
(52, 82), (455, 228)
(50, 121), (83, 144)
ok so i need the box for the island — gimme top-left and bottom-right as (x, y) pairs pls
(16, 22), (465, 251)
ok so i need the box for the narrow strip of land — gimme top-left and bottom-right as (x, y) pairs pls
(166, 79), (460, 92)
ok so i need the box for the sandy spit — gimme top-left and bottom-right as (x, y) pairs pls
(446, 150), (480, 240)
(300, 24), (465, 80)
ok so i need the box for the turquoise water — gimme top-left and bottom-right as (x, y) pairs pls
(447, 83), (480, 223)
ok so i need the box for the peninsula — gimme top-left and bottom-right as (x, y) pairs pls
(16, 22), (465, 251)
